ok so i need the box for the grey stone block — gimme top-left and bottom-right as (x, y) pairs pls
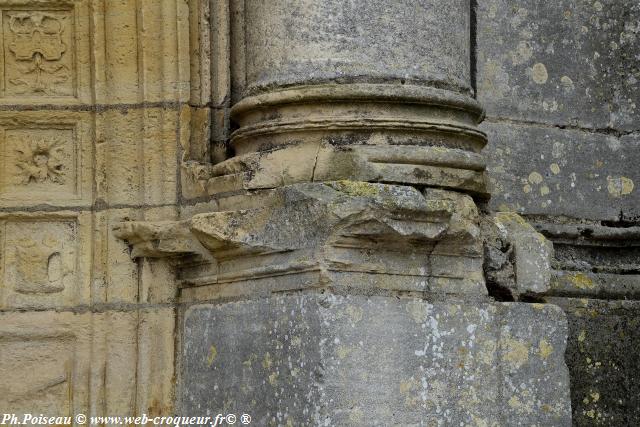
(482, 122), (640, 221)
(180, 294), (570, 426)
(491, 212), (554, 296)
(477, 0), (640, 131)
(548, 298), (640, 426)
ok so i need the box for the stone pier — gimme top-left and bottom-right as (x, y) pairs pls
(120, 0), (571, 424)
(4, 0), (638, 425)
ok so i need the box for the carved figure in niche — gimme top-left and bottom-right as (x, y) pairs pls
(14, 135), (66, 184)
(12, 233), (69, 294)
(6, 12), (70, 94)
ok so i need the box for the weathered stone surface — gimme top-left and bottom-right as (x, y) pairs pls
(0, 211), (92, 310)
(239, 0), (471, 94)
(533, 222), (640, 299)
(193, 82), (489, 198)
(119, 182), (487, 296)
(203, 119), (488, 198)
(547, 298), (640, 426)
(180, 294), (570, 426)
(0, 0), (190, 417)
(483, 212), (553, 299)
(3, 0), (632, 422)
(0, 311), (92, 417)
(0, 111), (93, 208)
(0, 308), (175, 418)
(482, 122), (639, 221)
(478, 6), (640, 422)
(114, 220), (211, 261)
(215, 0), (486, 199)
(0, 1), (93, 104)
(478, 0), (640, 131)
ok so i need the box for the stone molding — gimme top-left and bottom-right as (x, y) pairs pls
(534, 221), (640, 300)
(188, 83), (489, 198)
(117, 181), (487, 298)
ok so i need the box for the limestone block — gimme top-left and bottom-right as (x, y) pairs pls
(492, 212), (554, 296)
(95, 107), (180, 207)
(0, 111), (93, 209)
(135, 307), (177, 416)
(0, 311), (92, 418)
(182, 106), (211, 163)
(188, 0), (212, 106)
(100, 311), (139, 416)
(137, 259), (178, 305)
(547, 298), (640, 425)
(498, 303), (570, 424)
(0, 309), (174, 418)
(181, 161), (213, 200)
(91, 308), (176, 418)
(92, 208), (141, 304)
(0, 211), (92, 310)
(180, 294), (571, 426)
(477, 0), (640, 130)
(482, 122), (639, 221)
(93, 0), (190, 104)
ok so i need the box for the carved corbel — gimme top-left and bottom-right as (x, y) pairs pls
(113, 221), (212, 262)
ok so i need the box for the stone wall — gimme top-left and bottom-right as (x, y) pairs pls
(0, 0), (190, 417)
(478, 0), (640, 424)
(0, 0), (636, 425)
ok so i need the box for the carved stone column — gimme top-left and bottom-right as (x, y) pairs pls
(207, 0), (487, 197)
(117, 1), (572, 424)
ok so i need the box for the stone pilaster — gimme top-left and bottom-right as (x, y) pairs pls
(0, 0), (190, 418)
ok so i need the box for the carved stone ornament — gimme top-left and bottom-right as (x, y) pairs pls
(3, 221), (76, 296)
(116, 182), (486, 295)
(14, 134), (66, 185)
(5, 11), (70, 95)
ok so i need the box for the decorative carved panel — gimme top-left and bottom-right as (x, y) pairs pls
(2, 9), (74, 97)
(1, 7), (74, 98)
(0, 0), (90, 104)
(0, 126), (77, 198)
(0, 218), (78, 307)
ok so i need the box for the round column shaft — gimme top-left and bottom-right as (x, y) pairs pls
(220, 0), (487, 197)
